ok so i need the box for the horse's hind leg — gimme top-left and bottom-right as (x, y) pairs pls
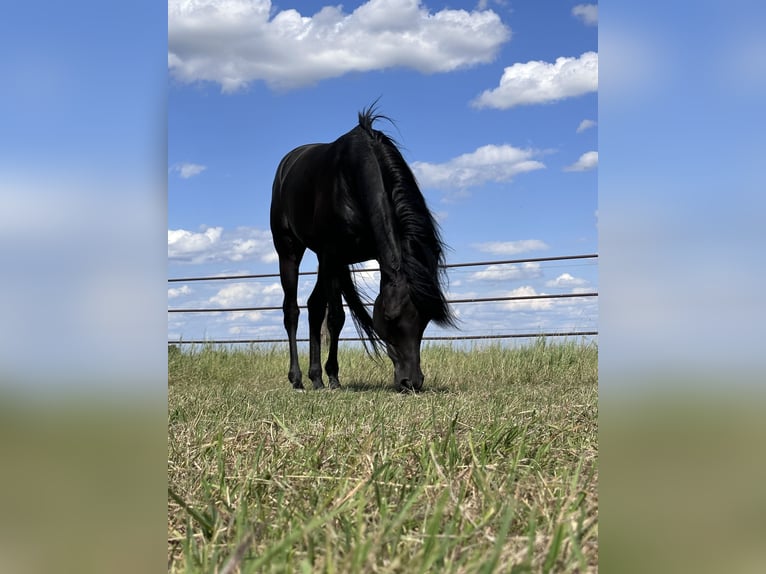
(307, 279), (327, 390)
(278, 248), (305, 390)
(324, 276), (345, 390)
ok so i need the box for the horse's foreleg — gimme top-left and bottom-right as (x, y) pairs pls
(279, 253), (304, 389)
(307, 281), (327, 390)
(324, 277), (345, 390)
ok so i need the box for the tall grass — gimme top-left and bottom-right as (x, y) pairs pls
(168, 340), (597, 572)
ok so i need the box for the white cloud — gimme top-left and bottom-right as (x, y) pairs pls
(572, 4), (598, 26)
(545, 273), (588, 288)
(470, 262), (542, 281)
(171, 162), (207, 179)
(226, 312), (266, 335)
(501, 286), (552, 311)
(472, 239), (549, 256)
(168, 285), (191, 299)
(471, 51), (598, 109)
(209, 281), (282, 308)
(412, 144), (545, 190)
(227, 311), (263, 322)
(564, 151), (598, 172)
(168, 0), (511, 91)
(577, 119), (597, 133)
(168, 226), (278, 264)
(168, 226), (223, 260)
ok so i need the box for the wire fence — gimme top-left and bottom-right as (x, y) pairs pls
(168, 253), (598, 345)
(167, 253), (598, 283)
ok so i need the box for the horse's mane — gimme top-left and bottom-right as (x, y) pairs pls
(356, 106), (455, 327)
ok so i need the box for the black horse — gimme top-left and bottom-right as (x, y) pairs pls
(270, 106), (455, 391)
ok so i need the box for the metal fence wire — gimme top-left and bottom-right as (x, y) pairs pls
(168, 253), (597, 344)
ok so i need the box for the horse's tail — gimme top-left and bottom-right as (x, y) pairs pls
(338, 264), (382, 355)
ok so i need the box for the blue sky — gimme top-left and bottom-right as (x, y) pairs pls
(0, 0), (761, 390)
(168, 0), (598, 344)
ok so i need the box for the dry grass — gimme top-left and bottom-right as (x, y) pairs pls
(168, 340), (598, 572)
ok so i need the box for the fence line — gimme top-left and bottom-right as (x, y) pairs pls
(168, 292), (598, 314)
(170, 331), (599, 346)
(167, 253), (598, 283)
(168, 254), (598, 344)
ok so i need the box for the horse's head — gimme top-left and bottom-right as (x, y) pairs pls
(373, 270), (429, 392)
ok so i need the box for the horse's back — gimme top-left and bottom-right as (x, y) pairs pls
(270, 126), (389, 263)
(272, 143), (325, 196)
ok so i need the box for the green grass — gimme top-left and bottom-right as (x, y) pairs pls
(168, 340), (598, 573)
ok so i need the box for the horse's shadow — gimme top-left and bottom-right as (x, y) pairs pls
(339, 380), (451, 394)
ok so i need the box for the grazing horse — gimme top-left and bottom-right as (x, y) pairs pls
(270, 106), (455, 391)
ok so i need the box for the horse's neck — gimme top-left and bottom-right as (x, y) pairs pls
(355, 160), (402, 272)
(377, 260), (404, 284)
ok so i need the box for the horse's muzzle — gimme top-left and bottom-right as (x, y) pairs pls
(397, 375), (423, 393)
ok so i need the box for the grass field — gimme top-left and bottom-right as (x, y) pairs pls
(168, 340), (598, 573)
